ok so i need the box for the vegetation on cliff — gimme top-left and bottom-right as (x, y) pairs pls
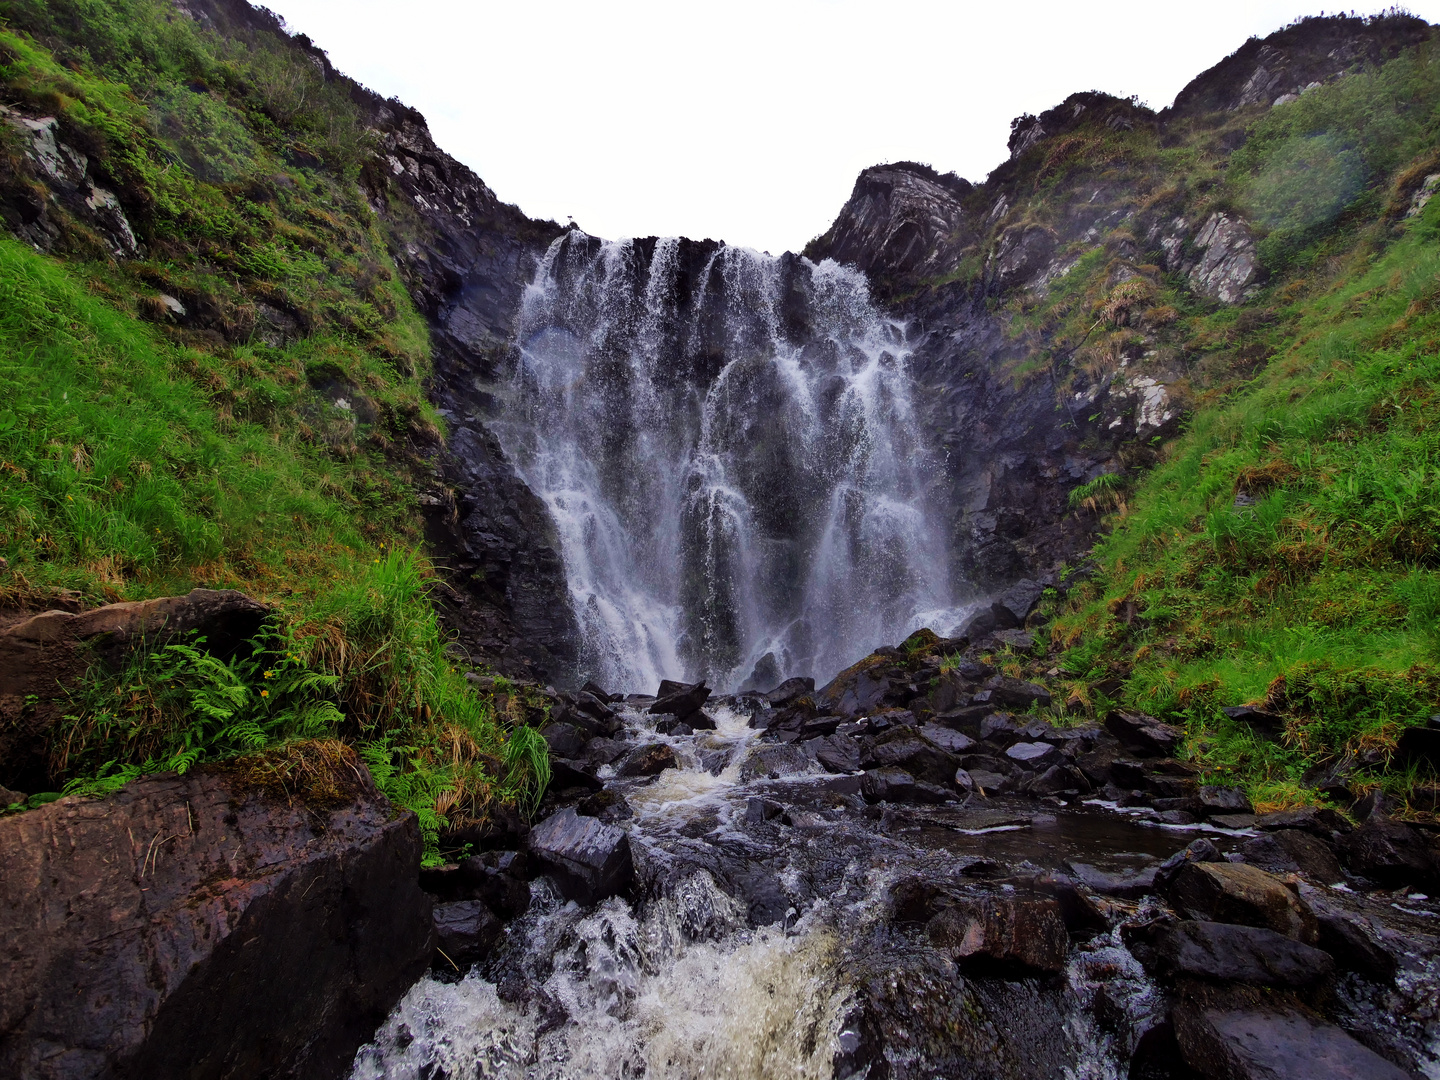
(0, 0), (545, 857)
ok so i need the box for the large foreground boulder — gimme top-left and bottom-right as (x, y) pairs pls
(1173, 1004), (1411, 1080)
(0, 747), (433, 1080)
(527, 806), (632, 904)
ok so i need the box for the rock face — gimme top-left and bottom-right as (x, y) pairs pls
(0, 756), (433, 1080)
(1173, 1004), (1412, 1080)
(0, 589), (270, 792)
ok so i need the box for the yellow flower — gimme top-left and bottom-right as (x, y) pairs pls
(260, 689), (269, 698)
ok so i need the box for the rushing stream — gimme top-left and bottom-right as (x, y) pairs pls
(487, 233), (964, 693)
(352, 703), (1263, 1080)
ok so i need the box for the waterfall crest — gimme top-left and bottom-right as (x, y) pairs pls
(491, 231), (960, 692)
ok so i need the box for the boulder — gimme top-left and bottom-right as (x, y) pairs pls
(1314, 910), (1399, 983)
(432, 900), (501, 968)
(1220, 704), (1286, 738)
(1064, 861), (1156, 900)
(1165, 861), (1318, 942)
(1005, 741), (1061, 769)
(648, 680), (711, 720)
(926, 894), (1069, 973)
(1144, 921), (1334, 988)
(810, 733), (860, 774)
(616, 742), (677, 778)
(540, 721), (590, 759)
(744, 797), (784, 824)
(0, 752), (433, 1080)
(1239, 830), (1344, 884)
(764, 676), (815, 707)
(861, 767), (916, 803)
(457, 853), (532, 919)
(966, 769), (1013, 796)
(972, 676), (1052, 710)
(815, 658), (899, 717)
(1173, 1004), (1410, 1080)
(864, 727), (962, 786)
(1104, 710), (1182, 757)
(527, 807), (632, 904)
(991, 579), (1045, 628)
(1340, 816), (1439, 888)
(978, 712), (1022, 746)
(1154, 837), (1227, 890)
(1254, 806), (1350, 835)
(1395, 715), (1440, 769)
(739, 742), (817, 781)
(918, 723), (975, 755)
(1027, 764), (1090, 797)
(1197, 786), (1253, 816)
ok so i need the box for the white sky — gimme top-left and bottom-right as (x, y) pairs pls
(263, 1), (1440, 254)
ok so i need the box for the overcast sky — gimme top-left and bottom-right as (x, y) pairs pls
(263, 2), (1440, 254)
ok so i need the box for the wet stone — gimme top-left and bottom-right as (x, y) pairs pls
(1064, 860), (1156, 899)
(861, 766), (915, 803)
(967, 769), (1012, 795)
(1006, 741), (1061, 768)
(1104, 710), (1182, 757)
(810, 733), (860, 774)
(743, 796), (784, 824)
(1141, 920), (1335, 988)
(1197, 785), (1252, 816)
(617, 742), (677, 777)
(1173, 1004), (1410, 1080)
(926, 893), (1069, 973)
(526, 807), (632, 904)
(1239, 830), (1343, 884)
(918, 723), (975, 754)
(739, 741), (815, 781)
(1340, 816), (1440, 889)
(1166, 861), (1318, 942)
(433, 900), (501, 968)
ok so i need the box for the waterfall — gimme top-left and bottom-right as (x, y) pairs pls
(490, 231), (960, 692)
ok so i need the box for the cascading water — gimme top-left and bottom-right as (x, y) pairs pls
(489, 231), (962, 693)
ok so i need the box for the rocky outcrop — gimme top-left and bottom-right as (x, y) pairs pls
(0, 589), (269, 792)
(0, 752), (433, 1080)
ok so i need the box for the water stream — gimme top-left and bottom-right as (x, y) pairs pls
(353, 704), (1250, 1080)
(487, 233), (965, 693)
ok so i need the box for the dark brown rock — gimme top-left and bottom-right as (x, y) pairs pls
(616, 742), (677, 778)
(1340, 816), (1440, 888)
(926, 894), (1069, 973)
(1145, 921), (1334, 988)
(1166, 861), (1318, 942)
(432, 900), (500, 968)
(0, 755), (432, 1080)
(1173, 1003), (1410, 1080)
(863, 727), (961, 786)
(1197, 786), (1252, 816)
(1104, 710), (1182, 757)
(1239, 830), (1344, 884)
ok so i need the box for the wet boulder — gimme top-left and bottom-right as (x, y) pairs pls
(458, 852), (532, 918)
(861, 766), (916, 803)
(1165, 862), (1318, 942)
(432, 900), (501, 968)
(764, 676), (815, 707)
(1173, 1003), (1410, 1080)
(1140, 920), (1334, 989)
(863, 727), (962, 786)
(815, 657), (901, 717)
(527, 807), (632, 904)
(1064, 861), (1156, 900)
(616, 742), (677, 778)
(1104, 710), (1183, 757)
(992, 578), (1045, 628)
(1026, 763), (1091, 797)
(0, 754), (433, 1080)
(1339, 815), (1440, 888)
(739, 742), (816, 781)
(1220, 704), (1287, 738)
(1255, 806), (1350, 836)
(926, 894), (1069, 973)
(1239, 830), (1344, 884)
(971, 676), (1051, 711)
(978, 712), (1022, 746)
(1197, 785), (1252, 817)
(540, 721), (591, 759)
(1005, 741), (1062, 770)
(648, 680), (712, 728)
(918, 723), (974, 754)
(810, 733), (860, 774)
(966, 769), (1014, 796)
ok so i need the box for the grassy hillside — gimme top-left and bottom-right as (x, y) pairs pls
(0, 0), (545, 859)
(1040, 39), (1440, 817)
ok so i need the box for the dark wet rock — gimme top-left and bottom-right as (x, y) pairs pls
(972, 676), (1051, 710)
(799, 715), (842, 739)
(457, 853), (532, 919)
(979, 712), (1022, 746)
(861, 767), (916, 803)
(616, 743), (677, 778)
(967, 769), (1014, 795)
(957, 751), (1016, 776)
(930, 703), (998, 737)
(576, 788), (633, 825)
(1210, 813), (1258, 830)
(1173, 1003), (1410, 1080)
(810, 733), (860, 774)
(1340, 815), (1440, 888)
(0, 760), (432, 1080)
(1197, 786), (1253, 816)
(1108, 758), (1148, 788)
(763, 676), (815, 707)
(918, 723), (975, 754)
(1139, 920), (1334, 988)
(1032, 871), (1110, 933)
(740, 742), (817, 781)
(540, 721), (591, 759)
(583, 737), (630, 766)
(952, 767), (975, 793)
(1064, 861), (1156, 899)
(526, 807), (632, 904)
(1255, 806), (1351, 836)
(580, 680), (616, 702)
(1027, 763), (1091, 797)
(433, 900), (501, 968)
(926, 894), (1069, 973)
(1005, 741), (1061, 769)
(1314, 910), (1399, 983)
(1165, 861), (1318, 941)
(1155, 809), (1198, 825)
(1104, 710), (1182, 757)
(909, 669), (974, 720)
(1396, 716), (1440, 770)
(573, 690), (616, 719)
(1221, 705), (1287, 738)
(1239, 830), (1344, 884)
(743, 796), (784, 825)
(1154, 837), (1226, 889)
(992, 579), (1046, 628)
(863, 727), (962, 786)
(815, 657), (897, 717)
(648, 680), (712, 721)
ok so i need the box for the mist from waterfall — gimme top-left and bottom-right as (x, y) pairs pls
(490, 231), (963, 693)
